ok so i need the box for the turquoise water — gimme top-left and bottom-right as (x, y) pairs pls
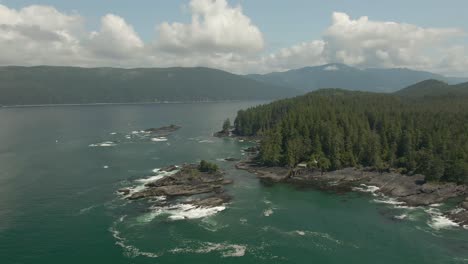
(0, 102), (467, 264)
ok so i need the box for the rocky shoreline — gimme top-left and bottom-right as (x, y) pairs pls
(236, 159), (468, 226)
(119, 163), (232, 209)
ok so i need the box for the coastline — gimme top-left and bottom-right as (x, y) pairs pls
(236, 157), (468, 227)
(0, 99), (269, 109)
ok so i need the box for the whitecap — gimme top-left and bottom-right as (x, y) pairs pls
(352, 184), (380, 194)
(373, 197), (405, 206)
(151, 137), (168, 142)
(171, 242), (246, 257)
(263, 208), (273, 217)
(295, 230), (306, 236)
(135, 175), (165, 184)
(198, 139), (214, 143)
(110, 132), (117, 135)
(78, 204), (98, 215)
(89, 141), (116, 147)
(103, 165), (109, 169)
(109, 227), (158, 258)
(140, 204), (226, 222)
(394, 214), (407, 220)
(425, 207), (459, 230)
(126, 168), (179, 196)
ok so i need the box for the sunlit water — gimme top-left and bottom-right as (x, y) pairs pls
(0, 102), (467, 264)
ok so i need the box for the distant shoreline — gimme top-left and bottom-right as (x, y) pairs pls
(1, 99), (269, 109)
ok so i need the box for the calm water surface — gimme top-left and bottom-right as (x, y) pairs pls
(0, 102), (467, 264)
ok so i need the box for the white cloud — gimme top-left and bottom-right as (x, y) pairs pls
(322, 12), (465, 69)
(87, 14), (144, 59)
(157, 0), (264, 54)
(0, 2), (467, 76)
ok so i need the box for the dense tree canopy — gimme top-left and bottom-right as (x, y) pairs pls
(233, 89), (468, 183)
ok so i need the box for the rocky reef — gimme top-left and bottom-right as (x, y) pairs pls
(144, 124), (181, 136)
(236, 159), (468, 226)
(119, 163), (232, 208)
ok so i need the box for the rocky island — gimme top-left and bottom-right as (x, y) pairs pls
(119, 160), (232, 208)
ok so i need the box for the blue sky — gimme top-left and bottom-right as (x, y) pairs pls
(0, 0), (467, 75)
(3, 0), (468, 50)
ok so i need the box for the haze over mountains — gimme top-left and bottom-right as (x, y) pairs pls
(0, 64), (467, 106)
(0, 66), (298, 106)
(247, 63), (468, 93)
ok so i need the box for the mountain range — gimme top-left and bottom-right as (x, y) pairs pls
(0, 66), (298, 106)
(0, 64), (467, 106)
(247, 63), (468, 93)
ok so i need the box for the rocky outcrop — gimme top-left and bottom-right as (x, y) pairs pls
(144, 124), (181, 136)
(126, 164), (232, 202)
(236, 159), (468, 226)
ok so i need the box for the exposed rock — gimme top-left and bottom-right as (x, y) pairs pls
(243, 146), (259, 154)
(127, 163), (232, 201)
(224, 157), (240, 162)
(188, 194), (232, 207)
(144, 124), (180, 136)
(236, 158), (468, 226)
(213, 130), (230, 137)
(117, 188), (131, 195)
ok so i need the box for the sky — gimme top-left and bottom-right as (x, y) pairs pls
(1, 0), (467, 76)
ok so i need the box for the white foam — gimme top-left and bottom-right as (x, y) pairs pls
(110, 132), (117, 135)
(171, 242), (246, 257)
(263, 208), (273, 217)
(89, 141), (116, 147)
(135, 175), (164, 184)
(198, 139), (214, 143)
(109, 227), (158, 258)
(394, 214), (407, 220)
(127, 168), (179, 196)
(352, 184), (380, 195)
(78, 205), (98, 215)
(151, 137), (168, 142)
(141, 204), (226, 222)
(295, 230), (306, 236)
(425, 207), (459, 230)
(373, 197), (405, 205)
(103, 165), (109, 169)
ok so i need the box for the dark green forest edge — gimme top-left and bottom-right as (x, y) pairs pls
(233, 81), (468, 184)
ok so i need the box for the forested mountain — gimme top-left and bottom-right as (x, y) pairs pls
(0, 66), (300, 105)
(395, 79), (468, 97)
(247, 63), (468, 93)
(232, 89), (468, 183)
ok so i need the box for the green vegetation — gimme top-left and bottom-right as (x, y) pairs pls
(395, 79), (468, 97)
(0, 66), (298, 105)
(233, 88), (468, 183)
(198, 160), (219, 173)
(222, 118), (231, 132)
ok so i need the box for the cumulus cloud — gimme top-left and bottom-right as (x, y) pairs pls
(0, 2), (467, 76)
(157, 0), (264, 54)
(323, 12), (465, 69)
(87, 14), (144, 59)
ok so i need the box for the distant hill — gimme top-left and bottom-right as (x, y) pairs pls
(0, 66), (300, 106)
(247, 63), (468, 93)
(395, 79), (468, 97)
